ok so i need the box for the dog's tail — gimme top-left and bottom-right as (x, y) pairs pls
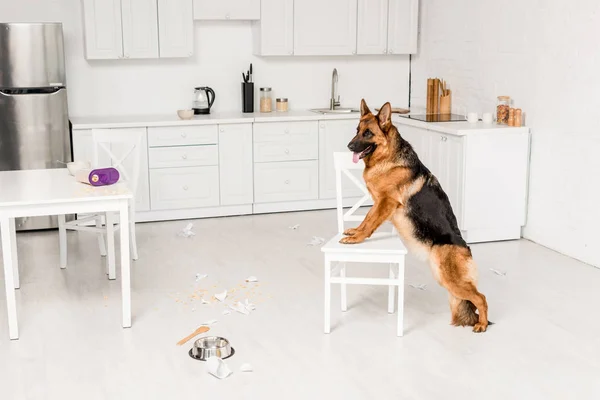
(454, 299), (495, 326)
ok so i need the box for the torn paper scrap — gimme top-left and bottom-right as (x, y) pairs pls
(288, 224), (300, 230)
(229, 301), (251, 315)
(245, 276), (258, 282)
(215, 291), (228, 302)
(202, 319), (218, 326)
(243, 299), (256, 311)
(307, 236), (325, 246)
(178, 222), (196, 238)
(222, 309), (231, 315)
(240, 363), (253, 372)
(408, 283), (427, 290)
(206, 356), (233, 380)
(201, 299), (210, 305)
(490, 268), (507, 276)
(195, 273), (208, 282)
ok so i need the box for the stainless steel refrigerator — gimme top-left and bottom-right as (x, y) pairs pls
(0, 22), (72, 231)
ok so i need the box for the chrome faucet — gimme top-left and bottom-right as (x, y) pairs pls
(330, 68), (340, 110)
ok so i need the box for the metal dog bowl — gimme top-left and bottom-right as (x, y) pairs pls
(188, 336), (235, 361)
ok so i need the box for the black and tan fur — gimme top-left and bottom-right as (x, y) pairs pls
(342, 100), (489, 333)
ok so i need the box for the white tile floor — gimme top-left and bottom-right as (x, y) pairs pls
(1, 210), (599, 399)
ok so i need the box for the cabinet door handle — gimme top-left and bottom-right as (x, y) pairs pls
(389, 49), (394, 54)
(220, 128), (225, 132)
(181, 133), (187, 138)
(284, 149), (290, 154)
(225, 14), (230, 19)
(320, 125), (325, 129)
(383, 49), (387, 54)
(182, 154), (188, 159)
(440, 136), (448, 142)
(183, 185), (189, 191)
(284, 179), (290, 185)
(284, 128), (290, 133)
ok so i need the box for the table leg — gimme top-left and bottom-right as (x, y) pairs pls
(105, 212), (116, 280)
(10, 218), (19, 289)
(119, 201), (131, 328)
(1, 217), (19, 339)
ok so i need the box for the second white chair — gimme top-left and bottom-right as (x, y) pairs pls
(58, 128), (142, 279)
(321, 152), (408, 336)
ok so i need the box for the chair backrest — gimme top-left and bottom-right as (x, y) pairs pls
(92, 128), (143, 195)
(333, 152), (373, 234)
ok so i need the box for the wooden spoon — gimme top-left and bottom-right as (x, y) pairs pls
(176, 326), (210, 346)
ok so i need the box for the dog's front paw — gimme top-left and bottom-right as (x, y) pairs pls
(472, 323), (488, 333)
(339, 235), (366, 245)
(343, 228), (359, 236)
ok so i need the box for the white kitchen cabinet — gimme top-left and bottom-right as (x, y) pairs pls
(293, 0), (358, 56)
(193, 0), (260, 20)
(219, 124), (254, 206)
(157, 0), (194, 58)
(150, 166), (220, 210)
(71, 128), (151, 212)
(387, 0), (419, 54)
(318, 119), (366, 199)
(82, 0), (124, 59)
(394, 119), (530, 243)
(254, 161), (318, 203)
(121, 0), (159, 58)
(357, 0), (389, 55)
(252, 0), (294, 56)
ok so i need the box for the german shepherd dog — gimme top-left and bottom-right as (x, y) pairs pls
(342, 100), (489, 333)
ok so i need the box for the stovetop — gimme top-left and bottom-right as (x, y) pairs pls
(399, 113), (467, 122)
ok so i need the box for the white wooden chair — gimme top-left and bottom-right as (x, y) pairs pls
(321, 152), (408, 336)
(58, 128), (142, 279)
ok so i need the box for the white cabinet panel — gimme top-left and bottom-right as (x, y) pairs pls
(194, 0), (260, 20)
(294, 0), (358, 55)
(157, 0), (194, 58)
(254, 161), (318, 203)
(252, 0), (293, 56)
(147, 125), (218, 147)
(150, 166), (220, 210)
(219, 123), (254, 206)
(148, 145), (218, 168)
(82, 0), (124, 59)
(434, 133), (464, 228)
(388, 0), (419, 54)
(121, 0), (159, 59)
(253, 121), (318, 142)
(357, 0), (389, 55)
(318, 119), (365, 199)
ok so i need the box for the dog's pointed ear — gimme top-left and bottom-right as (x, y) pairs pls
(377, 102), (392, 131)
(360, 99), (371, 117)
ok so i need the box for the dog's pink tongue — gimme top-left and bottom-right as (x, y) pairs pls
(352, 152), (360, 163)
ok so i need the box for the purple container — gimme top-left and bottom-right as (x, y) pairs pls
(89, 168), (120, 186)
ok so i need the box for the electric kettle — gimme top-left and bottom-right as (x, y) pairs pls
(193, 86), (216, 114)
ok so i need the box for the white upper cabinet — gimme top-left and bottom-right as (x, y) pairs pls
(252, 0), (293, 56)
(387, 0), (419, 54)
(121, 0), (159, 59)
(294, 0), (358, 56)
(157, 0), (194, 58)
(357, 0), (389, 55)
(83, 0), (124, 59)
(193, 0), (260, 20)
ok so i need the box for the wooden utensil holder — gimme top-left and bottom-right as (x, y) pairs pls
(440, 90), (451, 115)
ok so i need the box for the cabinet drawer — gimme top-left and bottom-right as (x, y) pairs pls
(254, 141), (317, 162)
(150, 166), (220, 210)
(149, 145), (218, 168)
(253, 121), (318, 143)
(148, 125), (218, 147)
(254, 161), (318, 203)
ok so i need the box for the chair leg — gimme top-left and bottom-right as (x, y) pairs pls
(129, 202), (138, 261)
(397, 258), (405, 337)
(388, 263), (396, 314)
(96, 215), (107, 257)
(9, 219), (19, 289)
(58, 215), (67, 270)
(105, 212), (116, 280)
(324, 256), (332, 334)
(340, 262), (347, 312)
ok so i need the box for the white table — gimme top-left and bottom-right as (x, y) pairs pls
(0, 169), (133, 340)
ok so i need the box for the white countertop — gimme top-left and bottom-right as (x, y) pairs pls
(392, 114), (530, 136)
(71, 110), (360, 130)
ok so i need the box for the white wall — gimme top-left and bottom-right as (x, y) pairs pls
(411, 0), (600, 267)
(0, 0), (410, 116)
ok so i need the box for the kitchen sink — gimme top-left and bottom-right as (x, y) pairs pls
(310, 107), (360, 114)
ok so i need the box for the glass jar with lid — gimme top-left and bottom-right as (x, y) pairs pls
(496, 96), (511, 124)
(260, 87), (272, 112)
